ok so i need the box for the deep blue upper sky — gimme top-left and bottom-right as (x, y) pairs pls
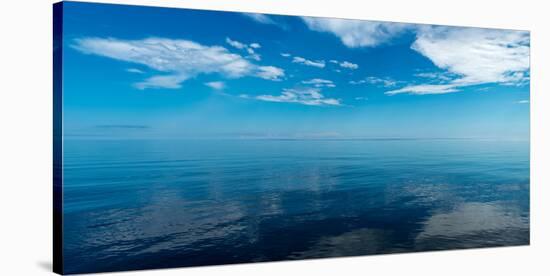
(60, 1), (530, 140)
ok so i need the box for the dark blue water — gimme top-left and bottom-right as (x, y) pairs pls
(62, 139), (529, 274)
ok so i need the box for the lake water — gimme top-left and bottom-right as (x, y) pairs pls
(62, 139), (530, 274)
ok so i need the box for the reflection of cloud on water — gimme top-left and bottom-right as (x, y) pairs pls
(386, 180), (459, 208)
(415, 202), (529, 249)
(68, 188), (249, 259)
(289, 228), (402, 259)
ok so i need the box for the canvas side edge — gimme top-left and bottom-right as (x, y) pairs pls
(53, 2), (64, 274)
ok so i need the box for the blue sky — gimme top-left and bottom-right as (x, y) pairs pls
(61, 2), (530, 140)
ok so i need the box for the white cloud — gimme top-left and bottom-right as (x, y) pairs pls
(242, 13), (276, 25)
(284, 54), (353, 70)
(350, 76), (397, 87)
(385, 84), (459, 95)
(302, 17), (409, 47)
(126, 68), (144, 74)
(135, 75), (187, 90)
(204, 81), (225, 90)
(339, 61), (358, 69)
(517, 100), (529, 104)
(242, 87), (341, 106)
(72, 37), (284, 89)
(226, 37), (262, 61)
(292, 56), (325, 68)
(302, 78), (335, 88)
(391, 26), (530, 95)
(413, 26), (529, 85)
(328, 59), (359, 70)
(248, 53), (261, 61)
(225, 37), (246, 49)
(257, 66), (284, 81)
(414, 71), (455, 82)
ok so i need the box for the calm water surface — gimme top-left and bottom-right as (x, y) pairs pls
(62, 139), (529, 273)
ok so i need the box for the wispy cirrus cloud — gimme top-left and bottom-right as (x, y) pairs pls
(242, 13), (276, 25)
(204, 81), (225, 90)
(339, 61), (359, 69)
(72, 37), (284, 89)
(329, 59), (359, 70)
(388, 27), (530, 95)
(240, 87), (341, 106)
(126, 68), (144, 74)
(256, 66), (285, 81)
(350, 76), (398, 87)
(517, 100), (529, 104)
(292, 56), (325, 68)
(135, 75), (186, 90)
(386, 84), (459, 95)
(414, 71), (455, 83)
(302, 78), (335, 88)
(226, 37), (261, 61)
(281, 53), (326, 68)
(302, 17), (409, 48)
(242, 12), (289, 29)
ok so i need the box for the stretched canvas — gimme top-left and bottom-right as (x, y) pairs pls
(53, 1), (530, 274)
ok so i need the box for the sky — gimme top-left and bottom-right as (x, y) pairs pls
(60, 1), (530, 140)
